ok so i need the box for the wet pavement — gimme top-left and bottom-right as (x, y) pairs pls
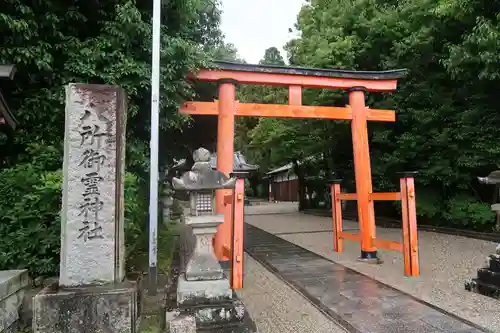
(244, 223), (490, 333)
(244, 202), (500, 331)
(236, 254), (348, 333)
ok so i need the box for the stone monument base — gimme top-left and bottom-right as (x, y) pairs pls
(166, 291), (257, 333)
(166, 266), (256, 333)
(177, 276), (233, 305)
(33, 280), (140, 333)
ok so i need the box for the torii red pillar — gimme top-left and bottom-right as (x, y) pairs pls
(349, 87), (377, 260)
(214, 79), (237, 259)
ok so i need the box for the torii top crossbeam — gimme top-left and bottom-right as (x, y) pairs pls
(180, 60), (407, 265)
(191, 61), (406, 90)
(182, 61), (406, 121)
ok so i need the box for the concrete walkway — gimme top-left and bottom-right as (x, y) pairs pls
(245, 223), (487, 332)
(236, 254), (347, 333)
(244, 202), (499, 332)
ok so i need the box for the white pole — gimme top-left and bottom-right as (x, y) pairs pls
(148, 0), (161, 296)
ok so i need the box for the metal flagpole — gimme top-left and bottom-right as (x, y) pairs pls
(148, 0), (162, 296)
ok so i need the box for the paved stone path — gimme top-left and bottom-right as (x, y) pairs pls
(236, 254), (348, 333)
(244, 223), (488, 333)
(244, 202), (500, 332)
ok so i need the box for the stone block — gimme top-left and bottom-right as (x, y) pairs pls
(167, 300), (256, 333)
(60, 84), (127, 287)
(488, 254), (500, 272)
(465, 278), (500, 299)
(184, 215), (224, 281)
(0, 270), (28, 332)
(177, 276), (232, 306)
(477, 267), (500, 288)
(33, 280), (138, 333)
(167, 315), (196, 333)
(191, 298), (246, 328)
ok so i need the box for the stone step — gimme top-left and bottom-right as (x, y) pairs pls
(166, 308), (257, 333)
(166, 291), (257, 333)
(465, 278), (500, 299)
(197, 323), (256, 333)
(488, 254), (500, 272)
(186, 299), (248, 328)
(477, 268), (500, 288)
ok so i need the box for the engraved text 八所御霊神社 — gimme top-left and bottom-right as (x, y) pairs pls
(76, 109), (111, 242)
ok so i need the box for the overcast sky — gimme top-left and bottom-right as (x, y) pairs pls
(220, 0), (306, 64)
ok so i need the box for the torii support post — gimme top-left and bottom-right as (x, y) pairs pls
(330, 179), (344, 253)
(330, 174), (420, 277)
(181, 61), (408, 265)
(399, 171), (420, 276)
(214, 79), (237, 259)
(230, 173), (246, 289)
(349, 87), (377, 261)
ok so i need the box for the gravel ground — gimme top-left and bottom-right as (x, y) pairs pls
(236, 254), (348, 333)
(244, 203), (500, 332)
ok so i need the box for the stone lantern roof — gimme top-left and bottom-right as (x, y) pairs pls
(209, 151), (259, 172)
(171, 151), (259, 173)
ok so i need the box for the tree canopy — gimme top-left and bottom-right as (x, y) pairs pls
(0, 0), (227, 173)
(236, 0), (500, 229)
(0, 0), (228, 276)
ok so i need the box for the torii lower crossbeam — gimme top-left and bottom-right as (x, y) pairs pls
(181, 101), (396, 122)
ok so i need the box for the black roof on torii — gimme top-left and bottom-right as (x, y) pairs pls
(213, 61), (408, 81)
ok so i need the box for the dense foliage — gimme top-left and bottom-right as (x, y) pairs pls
(238, 1), (500, 229)
(0, 0), (225, 276)
(0, 144), (149, 276)
(0, 0), (227, 171)
(2, 0), (500, 279)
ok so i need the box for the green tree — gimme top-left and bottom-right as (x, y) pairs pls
(259, 47), (286, 66)
(242, 0), (500, 228)
(0, 0), (227, 276)
(0, 0), (223, 173)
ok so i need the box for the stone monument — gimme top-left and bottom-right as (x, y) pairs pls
(465, 171), (500, 299)
(166, 147), (256, 333)
(33, 84), (139, 332)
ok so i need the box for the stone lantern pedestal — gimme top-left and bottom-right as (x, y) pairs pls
(465, 246), (500, 299)
(465, 171), (500, 299)
(166, 148), (256, 333)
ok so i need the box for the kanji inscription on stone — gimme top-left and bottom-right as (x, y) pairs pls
(60, 84), (127, 287)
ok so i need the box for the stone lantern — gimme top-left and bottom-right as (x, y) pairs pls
(167, 147), (256, 332)
(465, 171), (500, 299)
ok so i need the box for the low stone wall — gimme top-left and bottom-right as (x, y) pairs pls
(0, 270), (28, 333)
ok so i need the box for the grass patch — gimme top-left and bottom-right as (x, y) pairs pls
(128, 217), (180, 333)
(126, 218), (179, 275)
(138, 314), (164, 333)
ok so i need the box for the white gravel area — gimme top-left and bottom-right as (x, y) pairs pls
(236, 254), (348, 333)
(244, 203), (500, 332)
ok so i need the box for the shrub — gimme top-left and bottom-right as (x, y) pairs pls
(244, 179), (254, 197)
(0, 158), (148, 277)
(124, 173), (148, 267)
(443, 195), (496, 231)
(0, 164), (62, 276)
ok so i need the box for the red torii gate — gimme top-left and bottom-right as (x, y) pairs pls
(180, 61), (420, 288)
